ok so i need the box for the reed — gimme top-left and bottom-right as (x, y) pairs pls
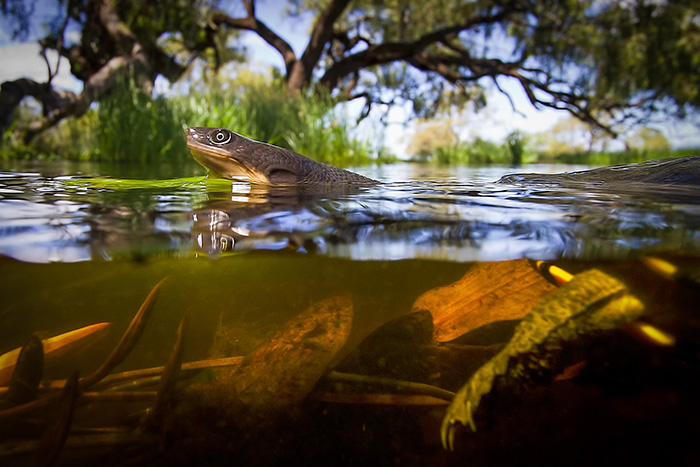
(95, 76), (189, 165)
(2, 72), (376, 168)
(175, 73), (374, 167)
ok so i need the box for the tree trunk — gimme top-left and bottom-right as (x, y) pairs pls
(286, 0), (352, 94)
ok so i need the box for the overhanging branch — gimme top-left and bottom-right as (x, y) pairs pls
(319, 9), (511, 90)
(211, 4), (297, 75)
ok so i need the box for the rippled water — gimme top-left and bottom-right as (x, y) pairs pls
(1, 161), (700, 263)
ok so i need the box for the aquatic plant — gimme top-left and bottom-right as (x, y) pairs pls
(441, 268), (645, 448)
(1, 257), (696, 463)
(95, 76), (190, 165)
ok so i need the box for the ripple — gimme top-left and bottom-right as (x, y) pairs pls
(2, 164), (700, 263)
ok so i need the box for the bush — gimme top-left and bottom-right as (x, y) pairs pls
(430, 138), (513, 165)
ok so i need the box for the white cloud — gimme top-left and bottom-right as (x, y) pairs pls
(0, 26), (10, 45)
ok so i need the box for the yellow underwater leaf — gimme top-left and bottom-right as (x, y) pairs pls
(0, 323), (111, 386)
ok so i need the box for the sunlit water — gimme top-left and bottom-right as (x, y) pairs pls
(1, 160), (699, 465)
(2, 161), (700, 263)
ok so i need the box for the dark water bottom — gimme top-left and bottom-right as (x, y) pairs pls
(1, 253), (699, 465)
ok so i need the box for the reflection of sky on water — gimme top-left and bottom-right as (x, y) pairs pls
(2, 163), (700, 263)
(0, 198), (91, 262)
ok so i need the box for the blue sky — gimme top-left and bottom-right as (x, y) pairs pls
(1, 2), (699, 156)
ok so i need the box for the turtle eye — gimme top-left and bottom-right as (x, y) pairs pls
(209, 129), (232, 145)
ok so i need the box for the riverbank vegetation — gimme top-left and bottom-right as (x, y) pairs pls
(0, 73), (377, 168)
(2, 84), (696, 167)
(406, 116), (698, 166)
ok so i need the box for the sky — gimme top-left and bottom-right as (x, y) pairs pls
(1, 2), (699, 157)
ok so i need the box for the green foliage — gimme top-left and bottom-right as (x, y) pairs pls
(406, 118), (460, 158)
(553, 147), (700, 166)
(426, 138), (521, 165)
(175, 71), (374, 166)
(61, 176), (232, 190)
(121, 0), (219, 51)
(506, 131), (525, 166)
(625, 127), (670, 151)
(294, 0), (700, 126)
(95, 76), (190, 165)
(410, 119), (694, 167)
(2, 70), (376, 168)
(511, 0), (700, 119)
(0, 103), (97, 161)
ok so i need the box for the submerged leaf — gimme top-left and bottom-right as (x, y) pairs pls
(149, 313), (189, 426)
(441, 269), (645, 450)
(6, 335), (44, 406)
(412, 259), (556, 342)
(81, 278), (166, 388)
(213, 295), (354, 413)
(33, 370), (80, 466)
(0, 323), (110, 387)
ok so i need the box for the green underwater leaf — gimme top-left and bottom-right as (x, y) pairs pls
(62, 176), (233, 190)
(441, 269), (645, 450)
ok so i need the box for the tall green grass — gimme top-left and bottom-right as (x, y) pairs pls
(425, 136), (697, 166)
(95, 77), (188, 165)
(1, 71), (376, 168)
(175, 72), (373, 166)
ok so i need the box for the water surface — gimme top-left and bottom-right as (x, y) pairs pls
(2, 161), (699, 263)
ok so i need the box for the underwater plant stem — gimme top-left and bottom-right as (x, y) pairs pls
(326, 371), (456, 401)
(80, 278), (167, 389)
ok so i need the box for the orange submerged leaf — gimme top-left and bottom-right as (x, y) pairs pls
(0, 323), (111, 386)
(412, 259), (556, 342)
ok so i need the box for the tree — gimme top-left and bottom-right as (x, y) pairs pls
(625, 127), (671, 151)
(506, 130), (525, 166)
(532, 115), (620, 155)
(0, 0), (239, 141)
(406, 118), (460, 159)
(2, 0), (699, 144)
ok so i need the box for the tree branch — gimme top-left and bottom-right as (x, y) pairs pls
(319, 10), (510, 90)
(506, 68), (617, 136)
(98, 0), (138, 55)
(1, 0), (169, 142)
(21, 54), (143, 141)
(212, 6), (297, 76)
(0, 78), (78, 137)
(286, 0), (352, 92)
(299, 0), (352, 74)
